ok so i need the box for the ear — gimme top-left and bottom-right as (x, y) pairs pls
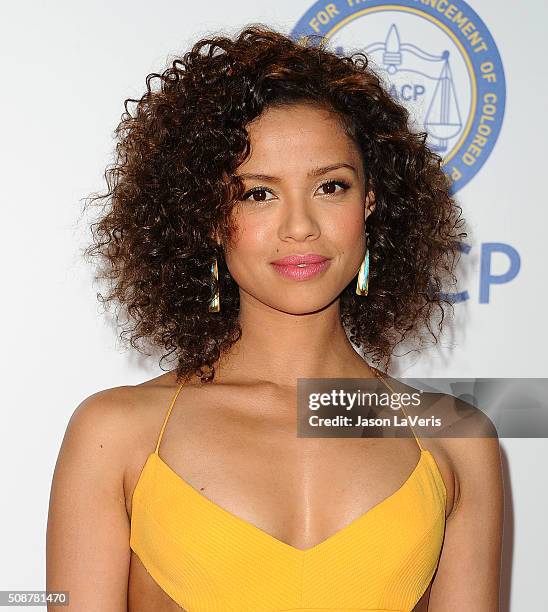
(364, 189), (376, 222)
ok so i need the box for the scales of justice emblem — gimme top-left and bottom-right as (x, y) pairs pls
(293, 0), (505, 192)
(335, 24), (463, 155)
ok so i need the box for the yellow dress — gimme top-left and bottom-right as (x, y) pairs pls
(130, 370), (447, 611)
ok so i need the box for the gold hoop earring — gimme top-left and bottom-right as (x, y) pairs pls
(208, 258), (220, 312)
(355, 232), (370, 296)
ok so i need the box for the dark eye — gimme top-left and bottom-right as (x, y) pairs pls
(318, 180), (350, 195)
(241, 187), (274, 202)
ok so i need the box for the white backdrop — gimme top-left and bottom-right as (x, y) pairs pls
(1, 1), (546, 609)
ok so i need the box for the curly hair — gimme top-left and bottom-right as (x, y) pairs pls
(83, 23), (467, 384)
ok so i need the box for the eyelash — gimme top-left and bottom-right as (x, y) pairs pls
(241, 179), (351, 202)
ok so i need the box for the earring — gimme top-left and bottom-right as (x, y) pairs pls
(208, 258), (220, 312)
(355, 232), (370, 296)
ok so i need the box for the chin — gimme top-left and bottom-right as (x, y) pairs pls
(267, 294), (338, 315)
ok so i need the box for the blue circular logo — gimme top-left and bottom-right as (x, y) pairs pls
(291, 0), (506, 193)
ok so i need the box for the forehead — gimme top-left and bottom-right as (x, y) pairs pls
(240, 103), (361, 170)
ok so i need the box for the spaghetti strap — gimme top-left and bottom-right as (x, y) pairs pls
(154, 380), (186, 455)
(371, 367), (425, 452)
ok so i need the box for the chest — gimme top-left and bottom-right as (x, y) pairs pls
(125, 392), (449, 611)
(126, 401), (447, 546)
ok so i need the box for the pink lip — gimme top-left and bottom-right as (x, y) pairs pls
(271, 253), (330, 265)
(271, 253), (332, 281)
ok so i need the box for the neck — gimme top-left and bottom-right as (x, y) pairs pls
(214, 292), (374, 387)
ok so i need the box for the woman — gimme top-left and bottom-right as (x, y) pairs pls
(46, 24), (504, 611)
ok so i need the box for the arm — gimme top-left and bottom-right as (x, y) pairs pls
(46, 389), (133, 611)
(427, 433), (504, 610)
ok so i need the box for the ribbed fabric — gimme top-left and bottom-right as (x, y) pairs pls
(129, 371), (447, 611)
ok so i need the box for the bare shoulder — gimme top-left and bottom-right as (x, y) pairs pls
(412, 390), (504, 555)
(378, 371), (503, 519)
(380, 370), (501, 448)
(63, 385), (142, 465)
(47, 374), (178, 610)
(434, 391), (503, 515)
(62, 371), (180, 468)
(425, 389), (502, 467)
(424, 394), (504, 609)
(390, 380), (504, 608)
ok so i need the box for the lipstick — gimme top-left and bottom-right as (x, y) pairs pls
(271, 253), (331, 281)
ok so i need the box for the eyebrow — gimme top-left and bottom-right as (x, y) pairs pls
(237, 163), (357, 183)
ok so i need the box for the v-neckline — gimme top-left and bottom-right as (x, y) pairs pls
(146, 448), (432, 556)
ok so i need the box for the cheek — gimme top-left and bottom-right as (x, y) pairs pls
(326, 210), (366, 254)
(335, 216), (365, 241)
(223, 216), (269, 273)
(327, 210), (367, 275)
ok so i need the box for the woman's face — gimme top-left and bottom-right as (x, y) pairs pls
(222, 102), (375, 315)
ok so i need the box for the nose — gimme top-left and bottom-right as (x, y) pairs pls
(277, 197), (321, 242)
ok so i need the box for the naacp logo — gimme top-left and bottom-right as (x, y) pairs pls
(291, 0), (505, 193)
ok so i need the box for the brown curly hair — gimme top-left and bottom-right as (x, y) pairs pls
(83, 23), (467, 384)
